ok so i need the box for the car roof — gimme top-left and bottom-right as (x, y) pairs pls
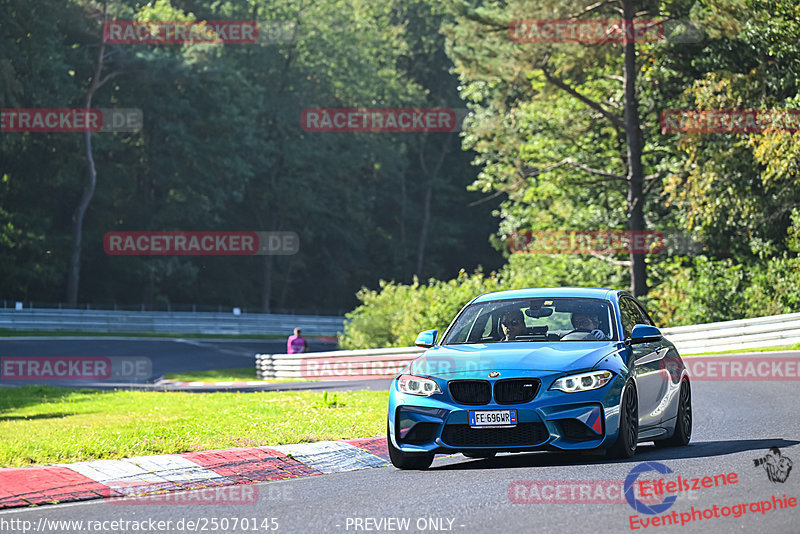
(472, 287), (620, 303)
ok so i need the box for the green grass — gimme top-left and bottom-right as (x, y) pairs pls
(0, 329), (299, 340)
(686, 343), (800, 356)
(0, 386), (387, 467)
(162, 367), (314, 383)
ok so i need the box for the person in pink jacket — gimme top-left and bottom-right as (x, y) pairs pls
(287, 327), (308, 354)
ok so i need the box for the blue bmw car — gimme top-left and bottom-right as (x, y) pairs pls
(387, 287), (692, 469)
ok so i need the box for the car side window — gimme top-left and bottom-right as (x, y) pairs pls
(631, 299), (655, 327)
(619, 298), (640, 339)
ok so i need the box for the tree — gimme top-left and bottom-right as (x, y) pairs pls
(442, 0), (704, 296)
(67, 2), (122, 305)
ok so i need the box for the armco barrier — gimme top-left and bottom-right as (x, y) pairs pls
(256, 347), (425, 380)
(660, 312), (800, 354)
(255, 313), (800, 379)
(0, 309), (345, 336)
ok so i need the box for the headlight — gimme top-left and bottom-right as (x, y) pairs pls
(550, 370), (613, 393)
(397, 374), (441, 396)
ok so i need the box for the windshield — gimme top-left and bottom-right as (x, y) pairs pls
(441, 297), (617, 344)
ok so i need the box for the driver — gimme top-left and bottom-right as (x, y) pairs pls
(500, 310), (526, 341)
(571, 312), (610, 340)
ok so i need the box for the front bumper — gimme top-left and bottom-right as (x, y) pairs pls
(388, 371), (625, 454)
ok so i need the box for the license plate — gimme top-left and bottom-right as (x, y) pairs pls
(469, 409), (517, 428)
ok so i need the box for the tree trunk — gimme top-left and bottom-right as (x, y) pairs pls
(66, 7), (111, 306)
(622, 1), (648, 297)
(66, 119), (98, 306)
(262, 255), (273, 313)
(399, 169), (408, 280)
(415, 133), (452, 277)
(416, 181), (433, 277)
(278, 259), (295, 309)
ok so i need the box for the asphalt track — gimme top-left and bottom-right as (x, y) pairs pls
(2, 362), (799, 533)
(0, 337), (341, 390)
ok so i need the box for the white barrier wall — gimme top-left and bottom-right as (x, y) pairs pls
(256, 347), (425, 380)
(0, 309), (345, 336)
(660, 312), (800, 353)
(256, 312), (800, 379)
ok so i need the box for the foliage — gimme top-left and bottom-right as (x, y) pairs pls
(2, 0), (798, 328)
(342, 210), (800, 347)
(342, 250), (799, 348)
(341, 255), (628, 348)
(662, 0), (800, 256)
(340, 269), (502, 349)
(314, 391), (346, 408)
(0, 0), (502, 311)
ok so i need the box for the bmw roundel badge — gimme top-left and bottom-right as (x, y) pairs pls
(488, 371), (500, 378)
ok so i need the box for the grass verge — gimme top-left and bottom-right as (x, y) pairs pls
(0, 386), (386, 467)
(685, 343), (800, 356)
(162, 367), (314, 383)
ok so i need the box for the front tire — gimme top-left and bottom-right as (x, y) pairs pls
(387, 424), (435, 470)
(654, 379), (692, 448)
(607, 381), (638, 459)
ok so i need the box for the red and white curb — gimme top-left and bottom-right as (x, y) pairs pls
(0, 437), (389, 509)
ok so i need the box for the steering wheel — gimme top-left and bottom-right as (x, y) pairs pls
(560, 328), (592, 340)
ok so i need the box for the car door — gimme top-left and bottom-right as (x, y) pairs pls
(620, 297), (667, 429)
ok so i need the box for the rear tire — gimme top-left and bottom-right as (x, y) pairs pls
(387, 423), (435, 470)
(607, 381), (638, 459)
(654, 380), (692, 448)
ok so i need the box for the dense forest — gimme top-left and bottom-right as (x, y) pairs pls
(0, 0), (504, 313)
(2, 0), (799, 332)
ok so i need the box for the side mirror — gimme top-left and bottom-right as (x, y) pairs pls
(414, 329), (438, 348)
(629, 324), (662, 345)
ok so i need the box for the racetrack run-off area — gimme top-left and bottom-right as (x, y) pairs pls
(1, 352), (799, 533)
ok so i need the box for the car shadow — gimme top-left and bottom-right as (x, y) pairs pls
(429, 438), (800, 470)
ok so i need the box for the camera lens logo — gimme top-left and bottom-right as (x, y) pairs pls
(624, 462), (677, 514)
(753, 447), (793, 483)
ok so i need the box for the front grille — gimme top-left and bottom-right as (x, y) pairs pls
(442, 423), (549, 447)
(400, 422), (439, 445)
(448, 380), (491, 405)
(494, 378), (540, 404)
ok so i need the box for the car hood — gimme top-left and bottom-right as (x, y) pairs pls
(407, 342), (624, 378)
